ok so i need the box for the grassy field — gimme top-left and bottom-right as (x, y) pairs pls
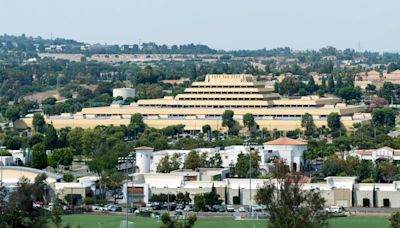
(61, 214), (389, 228)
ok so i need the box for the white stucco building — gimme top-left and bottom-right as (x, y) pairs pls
(349, 146), (400, 162)
(262, 137), (308, 171)
(147, 137), (307, 173)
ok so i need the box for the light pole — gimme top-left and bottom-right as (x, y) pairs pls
(119, 152), (135, 228)
(244, 137), (257, 217)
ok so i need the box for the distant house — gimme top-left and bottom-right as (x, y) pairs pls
(349, 146), (400, 162)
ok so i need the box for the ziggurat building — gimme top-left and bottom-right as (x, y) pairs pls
(22, 74), (371, 131)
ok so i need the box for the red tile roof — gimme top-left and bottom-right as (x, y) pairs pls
(135, 146), (154, 150)
(264, 137), (308, 145)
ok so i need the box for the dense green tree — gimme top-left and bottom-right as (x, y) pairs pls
(202, 124), (211, 134)
(3, 134), (23, 150)
(222, 110), (235, 129)
(184, 151), (201, 170)
(378, 82), (395, 102)
(0, 174), (53, 228)
(222, 110), (239, 135)
(389, 211), (400, 228)
(235, 151), (260, 178)
(44, 124), (58, 150)
(31, 143), (48, 169)
(301, 113), (315, 136)
(321, 155), (345, 177)
(157, 154), (172, 173)
(366, 84), (376, 91)
(82, 129), (102, 156)
(327, 112), (342, 137)
(255, 162), (328, 228)
(48, 147), (74, 168)
(307, 76), (318, 93)
(336, 86), (362, 103)
(5, 106), (20, 125)
(359, 160), (374, 180)
(372, 108), (396, 130)
(209, 153), (223, 168)
(279, 77), (301, 96)
(67, 127), (84, 156)
(193, 186), (222, 212)
(243, 113), (255, 131)
(32, 113), (46, 133)
(377, 159), (398, 183)
(128, 113), (146, 137)
(327, 74), (335, 93)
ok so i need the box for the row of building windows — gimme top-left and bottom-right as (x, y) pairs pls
(191, 85), (257, 88)
(178, 98), (264, 101)
(138, 104), (269, 108)
(92, 113), (328, 119)
(187, 91), (260, 94)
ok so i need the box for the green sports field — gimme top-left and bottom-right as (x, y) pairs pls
(61, 214), (389, 228)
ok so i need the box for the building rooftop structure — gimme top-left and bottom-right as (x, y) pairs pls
(349, 146), (400, 162)
(20, 74), (370, 131)
(264, 137), (307, 145)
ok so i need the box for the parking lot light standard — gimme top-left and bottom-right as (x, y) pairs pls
(119, 153), (135, 228)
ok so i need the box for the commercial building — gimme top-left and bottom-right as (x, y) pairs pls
(20, 74), (370, 131)
(123, 173), (400, 208)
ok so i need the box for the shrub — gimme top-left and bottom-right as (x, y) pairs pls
(361, 178), (375, 183)
(63, 173), (74, 182)
(95, 198), (107, 205)
(0, 150), (12, 156)
(83, 197), (95, 205)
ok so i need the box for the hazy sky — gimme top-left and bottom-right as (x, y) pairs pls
(1, 0), (400, 51)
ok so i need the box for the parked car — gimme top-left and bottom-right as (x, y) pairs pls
(127, 207), (137, 213)
(252, 205), (263, 212)
(325, 206), (344, 213)
(184, 205), (193, 212)
(205, 205), (217, 212)
(108, 205), (122, 212)
(213, 205), (225, 212)
(151, 203), (162, 210)
(91, 205), (103, 211)
(226, 205), (235, 212)
(176, 204), (184, 212)
(238, 207), (246, 212)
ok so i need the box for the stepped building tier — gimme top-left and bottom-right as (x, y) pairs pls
(20, 74), (371, 131)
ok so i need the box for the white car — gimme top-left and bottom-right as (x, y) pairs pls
(226, 205), (235, 212)
(238, 207), (246, 212)
(325, 206), (343, 213)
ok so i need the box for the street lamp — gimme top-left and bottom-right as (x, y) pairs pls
(118, 152), (135, 228)
(244, 137), (258, 217)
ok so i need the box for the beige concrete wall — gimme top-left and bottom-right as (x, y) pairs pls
(354, 190), (373, 207)
(333, 189), (352, 207)
(57, 187), (88, 200)
(376, 191), (400, 208)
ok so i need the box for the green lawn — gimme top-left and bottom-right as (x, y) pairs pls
(61, 214), (389, 228)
